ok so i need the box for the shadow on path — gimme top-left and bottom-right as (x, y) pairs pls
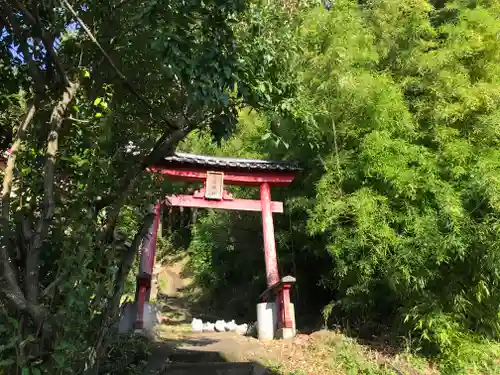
(142, 335), (280, 375)
(147, 260), (282, 374)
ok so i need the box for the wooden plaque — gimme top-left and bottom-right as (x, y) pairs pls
(205, 171), (224, 200)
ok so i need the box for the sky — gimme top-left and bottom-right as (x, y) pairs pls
(2, 14), (80, 64)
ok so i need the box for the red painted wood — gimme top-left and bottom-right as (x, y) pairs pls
(136, 202), (161, 327)
(278, 292), (284, 329)
(222, 189), (234, 200)
(193, 187), (205, 198)
(150, 167), (296, 186)
(138, 163), (298, 334)
(148, 203), (162, 274)
(281, 284), (293, 329)
(165, 194), (284, 213)
(139, 203), (162, 275)
(260, 182), (280, 287)
(192, 187), (234, 200)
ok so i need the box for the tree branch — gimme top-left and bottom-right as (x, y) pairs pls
(7, 0), (70, 86)
(113, 0), (132, 10)
(143, 124), (194, 167)
(84, 208), (156, 374)
(15, 211), (32, 269)
(42, 34), (69, 87)
(1, 4), (45, 96)
(109, 207), (156, 319)
(2, 103), (35, 220)
(41, 270), (69, 298)
(101, 125), (194, 242)
(0, 179), (44, 328)
(0, 103), (34, 278)
(60, 0), (179, 132)
(6, 0), (35, 24)
(68, 116), (90, 123)
(26, 81), (80, 303)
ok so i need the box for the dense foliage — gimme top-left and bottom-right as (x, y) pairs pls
(3, 0), (500, 374)
(0, 0), (288, 373)
(173, 1), (500, 373)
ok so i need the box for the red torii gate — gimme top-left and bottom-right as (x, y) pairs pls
(134, 153), (300, 335)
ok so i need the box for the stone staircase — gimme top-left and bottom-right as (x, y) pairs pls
(161, 361), (257, 375)
(143, 259), (274, 375)
(144, 349), (268, 375)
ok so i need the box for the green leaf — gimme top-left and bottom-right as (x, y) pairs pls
(0, 358), (15, 367)
(20, 335), (36, 349)
(95, 112), (103, 118)
(220, 93), (229, 106)
(93, 97), (102, 106)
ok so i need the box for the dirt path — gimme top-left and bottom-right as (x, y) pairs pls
(150, 324), (437, 375)
(153, 322), (323, 368)
(144, 258), (294, 374)
(143, 259), (437, 375)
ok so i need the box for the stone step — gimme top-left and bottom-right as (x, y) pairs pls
(161, 362), (256, 375)
(167, 351), (227, 363)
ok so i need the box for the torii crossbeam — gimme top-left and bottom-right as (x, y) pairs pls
(135, 153), (300, 337)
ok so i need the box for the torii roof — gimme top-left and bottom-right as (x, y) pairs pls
(157, 152), (301, 173)
(2, 146), (302, 173)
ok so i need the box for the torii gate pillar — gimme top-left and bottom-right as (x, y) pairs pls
(260, 182), (279, 287)
(134, 202), (161, 330)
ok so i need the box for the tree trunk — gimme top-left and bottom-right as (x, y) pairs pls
(82, 208), (156, 375)
(26, 81), (80, 305)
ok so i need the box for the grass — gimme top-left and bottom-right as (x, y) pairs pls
(436, 337), (500, 375)
(144, 293), (500, 375)
(100, 333), (152, 375)
(157, 273), (169, 295)
(152, 293), (437, 375)
(154, 321), (438, 375)
(110, 321), (500, 375)
(259, 330), (438, 375)
(119, 258), (500, 375)
(262, 330), (500, 375)
(123, 261), (500, 375)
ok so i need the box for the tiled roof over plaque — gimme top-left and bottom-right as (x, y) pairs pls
(159, 152), (301, 172)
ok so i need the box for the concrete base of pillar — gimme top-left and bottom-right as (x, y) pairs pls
(118, 302), (159, 335)
(276, 328), (295, 340)
(275, 303), (296, 339)
(257, 302), (278, 341)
